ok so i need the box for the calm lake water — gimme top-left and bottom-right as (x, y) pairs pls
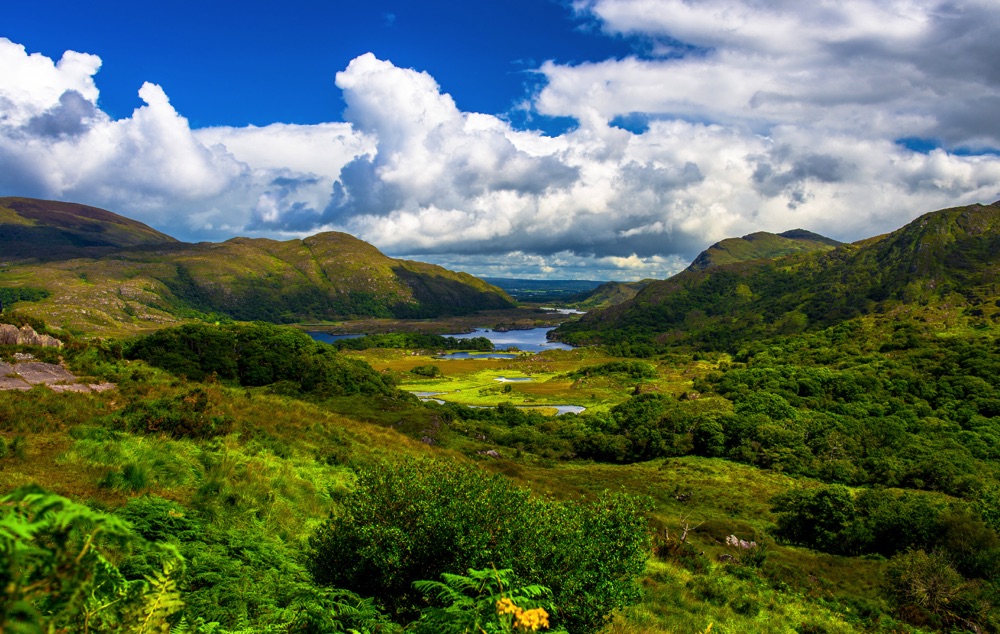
(307, 332), (364, 344)
(442, 327), (572, 354)
(307, 327), (571, 354)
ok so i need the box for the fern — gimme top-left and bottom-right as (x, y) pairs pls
(129, 558), (185, 633)
(0, 485), (185, 633)
(410, 567), (565, 634)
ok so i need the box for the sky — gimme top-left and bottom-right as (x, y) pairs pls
(2, 0), (1000, 281)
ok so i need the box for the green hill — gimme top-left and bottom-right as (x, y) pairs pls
(556, 202), (1000, 350)
(565, 279), (654, 309)
(687, 229), (840, 271)
(0, 198), (514, 333)
(0, 197), (177, 260)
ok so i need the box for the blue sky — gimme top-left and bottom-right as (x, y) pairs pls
(2, 0), (1000, 279)
(2, 1), (634, 130)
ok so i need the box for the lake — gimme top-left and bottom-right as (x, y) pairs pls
(306, 327), (571, 355)
(441, 327), (572, 354)
(307, 332), (364, 344)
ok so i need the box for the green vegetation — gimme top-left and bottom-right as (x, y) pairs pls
(0, 197), (514, 335)
(0, 485), (184, 633)
(333, 332), (494, 352)
(567, 361), (657, 380)
(410, 567), (566, 633)
(0, 286), (51, 309)
(558, 202), (1000, 351)
(687, 229), (840, 271)
(309, 458), (649, 633)
(4, 199), (1000, 633)
(125, 322), (397, 397)
(564, 280), (652, 310)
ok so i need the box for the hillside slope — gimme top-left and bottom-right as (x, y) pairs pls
(557, 202), (1000, 348)
(0, 198), (514, 333)
(687, 229), (840, 271)
(565, 279), (654, 309)
(0, 197), (177, 260)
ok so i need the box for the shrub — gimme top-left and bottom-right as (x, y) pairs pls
(772, 485), (856, 554)
(410, 364), (441, 377)
(110, 388), (234, 439)
(125, 322), (397, 397)
(882, 550), (967, 628)
(307, 458), (650, 633)
(568, 361), (656, 380)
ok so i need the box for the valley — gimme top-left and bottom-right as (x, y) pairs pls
(1, 198), (999, 633)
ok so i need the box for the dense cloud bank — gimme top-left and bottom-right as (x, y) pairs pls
(2, 0), (1000, 279)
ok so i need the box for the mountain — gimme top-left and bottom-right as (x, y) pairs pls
(564, 280), (654, 309)
(0, 197), (177, 259)
(556, 202), (1000, 349)
(686, 229), (840, 271)
(0, 198), (514, 333)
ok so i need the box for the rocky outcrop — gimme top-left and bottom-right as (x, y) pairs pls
(0, 354), (113, 393)
(0, 324), (62, 347)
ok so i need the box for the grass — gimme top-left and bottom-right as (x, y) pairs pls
(0, 347), (937, 633)
(353, 347), (712, 414)
(469, 456), (918, 633)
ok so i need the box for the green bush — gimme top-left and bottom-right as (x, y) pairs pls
(882, 550), (971, 629)
(772, 485), (857, 554)
(410, 364), (441, 377)
(125, 322), (398, 397)
(109, 388), (233, 439)
(116, 495), (395, 632)
(568, 361), (656, 380)
(335, 333), (494, 352)
(307, 458), (650, 633)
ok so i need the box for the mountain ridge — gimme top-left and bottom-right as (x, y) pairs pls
(556, 201), (1000, 348)
(0, 198), (514, 334)
(0, 196), (178, 260)
(686, 228), (841, 272)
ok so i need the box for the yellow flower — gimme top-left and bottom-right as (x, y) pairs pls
(515, 607), (550, 631)
(497, 598), (551, 631)
(497, 597), (520, 616)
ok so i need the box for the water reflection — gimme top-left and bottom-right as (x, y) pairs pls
(307, 332), (364, 344)
(443, 327), (571, 353)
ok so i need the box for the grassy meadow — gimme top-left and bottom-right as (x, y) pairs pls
(4, 317), (975, 633)
(354, 346), (709, 414)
